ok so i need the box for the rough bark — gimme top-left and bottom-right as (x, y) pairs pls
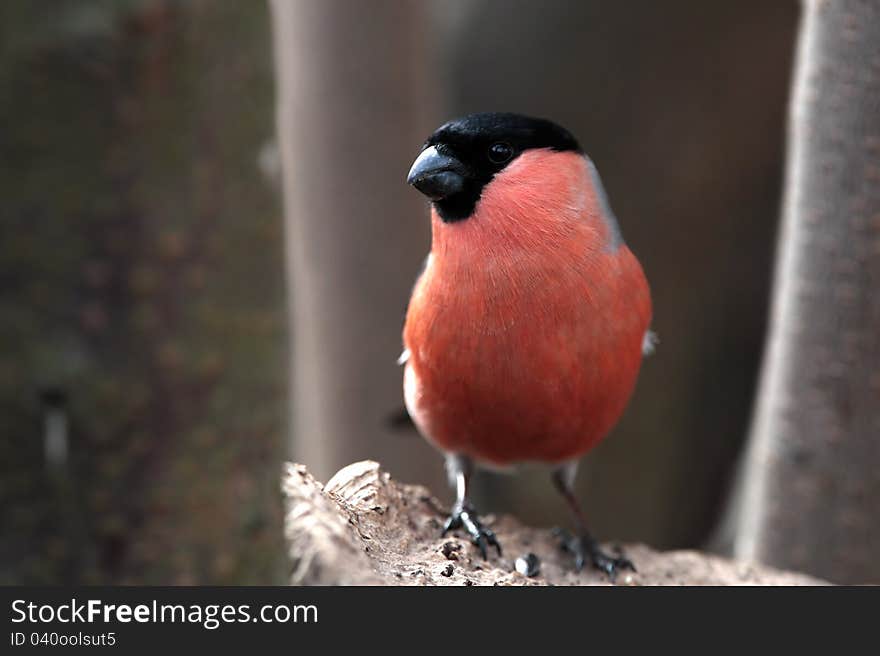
(734, 0), (880, 583)
(284, 461), (825, 586)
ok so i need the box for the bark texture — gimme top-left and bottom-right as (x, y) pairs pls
(735, 0), (880, 583)
(284, 461), (825, 586)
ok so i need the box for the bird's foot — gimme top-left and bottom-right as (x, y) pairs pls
(442, 503), (502, 559)
(553, 528), (635, 582)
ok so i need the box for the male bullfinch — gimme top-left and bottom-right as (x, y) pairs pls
(402, 112), (653, 578)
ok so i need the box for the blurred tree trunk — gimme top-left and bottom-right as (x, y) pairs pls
(270, 1), (445, 491)
(735, 0), (880, 583)
(0, 1), (285, 584)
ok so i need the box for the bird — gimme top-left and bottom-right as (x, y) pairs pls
(401, 112), (653, 579)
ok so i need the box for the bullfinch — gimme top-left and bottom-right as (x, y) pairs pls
(401, 112), (653, 578)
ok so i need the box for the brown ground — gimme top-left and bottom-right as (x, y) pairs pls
(283, 461), (826, 586)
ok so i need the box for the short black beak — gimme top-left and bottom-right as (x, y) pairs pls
(406, 146), (466, 201)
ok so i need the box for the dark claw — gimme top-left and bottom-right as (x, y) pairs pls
(441, 514), (460, 536)
(442, 504), (502, 558)
(472, 526), (502, 559)
(554, 528), (635, 582)
(589, 551), (635, 581)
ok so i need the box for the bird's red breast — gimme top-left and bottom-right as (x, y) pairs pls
(403, 149), (651, 466)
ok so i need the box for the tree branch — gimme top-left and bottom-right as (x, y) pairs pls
(284, 461), (825, 586)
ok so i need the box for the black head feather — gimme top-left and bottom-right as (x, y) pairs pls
(411, 112), (582, 222)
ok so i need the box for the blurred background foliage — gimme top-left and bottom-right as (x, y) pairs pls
(1, 0), (804, 583)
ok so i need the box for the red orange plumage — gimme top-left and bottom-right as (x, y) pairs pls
(402, 113), (652, 577)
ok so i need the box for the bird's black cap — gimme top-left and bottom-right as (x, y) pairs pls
(408, 112), (582, 222)
(426, 112), (581, 155)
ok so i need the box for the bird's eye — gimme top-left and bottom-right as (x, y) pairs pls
(487, 142), (513, 164)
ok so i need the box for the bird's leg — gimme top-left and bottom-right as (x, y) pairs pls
(551, 462), (635, 581)
(442, 454), (502, 559)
